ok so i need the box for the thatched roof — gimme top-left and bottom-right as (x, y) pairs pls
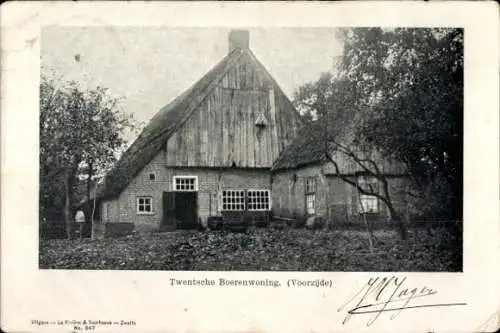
(101, 48), (245, 199)
(272, 111), (407, 175)
(271, 121), (329, 171)
(272, 107), (359, 171)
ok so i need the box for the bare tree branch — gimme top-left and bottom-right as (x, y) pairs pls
(324, 152), (390, 207)
(327, 138), (387, 186)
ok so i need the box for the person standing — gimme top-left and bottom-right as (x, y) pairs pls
(75, 209), (85, 238)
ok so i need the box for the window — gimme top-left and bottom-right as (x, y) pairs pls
(306, 177), (316, 193)
(306, 195), (316, 215)
(247, 190), (271, 211)
(221, 190), (245, 211)
(173, 176), (198, 191)
(358, 177), (379, 213)
(306, 177), (316, 215)
(148, 172), (156, 181)
(137, 197), (153, 214)
(359, 195), (378, 213)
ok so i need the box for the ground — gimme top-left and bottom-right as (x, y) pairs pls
(39, 226), (462, 271)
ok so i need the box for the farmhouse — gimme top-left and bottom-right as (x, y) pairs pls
(96, 30), (410, 235)
(98, 30), (303, 232)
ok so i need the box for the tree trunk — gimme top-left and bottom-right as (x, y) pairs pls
(380, 177), (408, 241)
(387, 204), (407, 240)
(63, 158), (79, 240)
(91, 184), (97, 240)
(85, 162), (93, 224)
(64, 171), (74, 239)
(357, 188), (374, 252)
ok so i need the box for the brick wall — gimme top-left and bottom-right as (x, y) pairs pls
(101, 149), (271, 231)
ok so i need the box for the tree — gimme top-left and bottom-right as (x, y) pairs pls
(357, 29), (463, 218)
(77, 86), (140, 227)
(40, 76), (137, 239)
(40, 79), (68, 237)
(293, 28), (463, 223)
(323, 136), (409, 240)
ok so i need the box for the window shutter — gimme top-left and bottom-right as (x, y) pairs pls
(217, 191), (222, 213)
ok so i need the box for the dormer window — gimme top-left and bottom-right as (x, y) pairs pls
(255, 112), (268, 127)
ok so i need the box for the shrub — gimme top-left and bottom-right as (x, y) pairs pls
(39, 218), (66, 240)
(39, 227), (462, 271)
(159, 218), (179, 232)
(104, 222), (135, 238)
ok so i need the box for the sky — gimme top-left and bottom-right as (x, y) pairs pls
(41, 27), (343, 131)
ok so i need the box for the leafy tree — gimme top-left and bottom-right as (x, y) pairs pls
(356, 29), (463, 218)
(40, 76), (137, 239)
(40, 79), (68, 237)
(293, 28), (463, 227)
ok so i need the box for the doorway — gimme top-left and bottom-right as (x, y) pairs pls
(162, 191), (198, 229)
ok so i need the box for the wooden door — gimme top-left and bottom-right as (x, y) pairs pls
(174, 192), (198, 229)
(161, 192), (177, 231)
(162, 191), (198, 230)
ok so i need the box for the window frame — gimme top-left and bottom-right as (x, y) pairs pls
(305, 177), (316, 215)
(306, 177), (316, 194)
(136, 196), (154, 215)
(306, 194), (316, 215)
(172, 175), (199, 192)
(147, 172), (157, 181)
(357, 176), (380, 214)
(247, 189), (271, 211)
(220, 189), (246, 211)
(359, 194), (379, 213)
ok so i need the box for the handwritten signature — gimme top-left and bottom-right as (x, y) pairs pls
(338, 276), (466, 326)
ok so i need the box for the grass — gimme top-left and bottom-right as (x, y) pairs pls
(39, 227), (462, 271)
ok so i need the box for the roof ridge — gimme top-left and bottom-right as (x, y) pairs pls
(134, 49), (245, 153)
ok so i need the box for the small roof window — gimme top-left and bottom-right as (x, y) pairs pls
(255, 112), (268, 127)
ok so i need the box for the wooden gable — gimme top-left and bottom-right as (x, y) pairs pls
(165, 50), (302, 168)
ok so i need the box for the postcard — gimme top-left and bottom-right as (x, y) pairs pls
(1, 1), (499, 332)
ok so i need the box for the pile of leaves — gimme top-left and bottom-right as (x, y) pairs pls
(39, 227), (462, 271)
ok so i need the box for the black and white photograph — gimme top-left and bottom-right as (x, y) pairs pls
(2, 2), (499, 333)
(38, 26), (464, 272)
